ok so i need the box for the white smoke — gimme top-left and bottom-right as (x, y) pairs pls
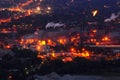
(104, 13), (120, 22)
(45, 22), (55, 29)
(45, 22), (65, 29)
(54, 23), (65, 28)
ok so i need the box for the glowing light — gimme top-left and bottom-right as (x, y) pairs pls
(51, 52), (55, 57)
(58, 38), (67, 45)
(41, 41), (46, 45)
(47, 39), (51, 43)
(102, 36), (110, 41)
(70, 48), (76, 52)
(38, 40), (46, 45)
(96, 42), (100, 45)
(0, 18), (11, 23)
(90, 39), (96, 42)
(36, 46), (41, 51)
(47, 6), (51, 10)
(0, 0), (52, 24)
(62, 57), (73, 62)
(82, 51), (90, 57)
(82, 48), (85, 51)
(92, 10), (98, 17)
(92, 29), (97, 33)
(37, 6), (41, 11)
(37, 54), (45, 59)
(8, 75), (12, 79)
(85, 51), (90, 57)
(71, 37), (76, 42)
(19, 0), (33, 8)
(6, 45), (11, 49)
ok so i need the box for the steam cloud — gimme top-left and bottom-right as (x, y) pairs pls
(45, 22), (65, 29)
(104, 12), (120, 22)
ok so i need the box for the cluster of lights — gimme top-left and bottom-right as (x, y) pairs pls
(102, 36), (111, 41)
(0, 0), (52, 23)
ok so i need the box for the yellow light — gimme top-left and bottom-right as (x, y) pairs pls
(82, 53), (86, 57)
(41, 41), (46, 45)
(85, 51), (90, 57)
(82, 52), (90, 57)
(92, 10), (98, 17)
(52, 52), (55, 57)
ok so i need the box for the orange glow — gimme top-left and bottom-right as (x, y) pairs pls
(47, 39), (51, 43)
(26, 10), (32, 16)
(96, 42), (100, 45)
(104, 37), (109, 41)
(20, 41), (23, 44)
(0, 0), (52, 24)
(47, 39), (55, 46)
(102, 36), (110, 41)
(58, 38), (67, 45)
(51, 52), (56, 57)
(8, 7), (21, 12)
(72, 53), (82, 57)
(0, 29), (12, 33)
(37, 54), (45, 59)
(36, 46), (41, 51)
(81, 51), (90, 57)
(71, 37), (76, 42)
(70, 48), (76, 52)
(85, 51), (90, 57)
(19, 0), (33, 8)
(6, 45), (11, 49)
(62, 57), (73, 62)
(20, 39), (24, 44)
(90, 39), (96, 42)
(25, 39), (34, 44)
(82, 48), (85, 51)
(92, 30), (97, 33)
(0, 18), (11, 23)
